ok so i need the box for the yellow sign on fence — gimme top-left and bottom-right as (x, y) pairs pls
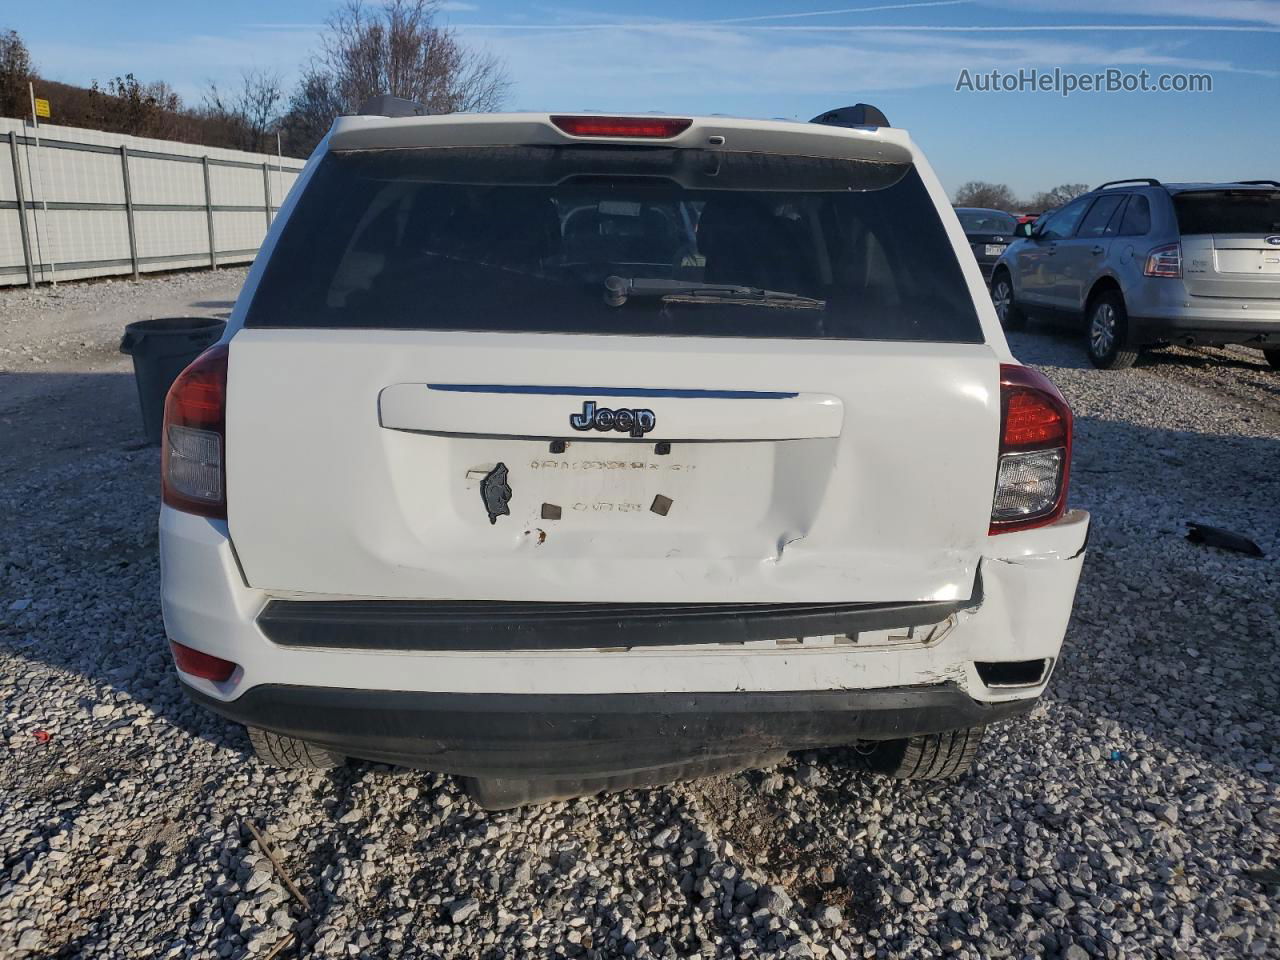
(33, 98), (50, 119)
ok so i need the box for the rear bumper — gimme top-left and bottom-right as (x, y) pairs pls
(1131, 314), (1280, 346)
(181, 681), (1034, 777)
(160, 507), (1089, 773)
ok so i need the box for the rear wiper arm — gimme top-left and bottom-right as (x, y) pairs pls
(604, 275), (823, 307)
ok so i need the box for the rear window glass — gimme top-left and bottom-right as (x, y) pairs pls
(1173, 190), (1280, 235)
(956, 209), (1017, 234)
(1118, 195), (1150, 236)
(246, 146), (981, 342)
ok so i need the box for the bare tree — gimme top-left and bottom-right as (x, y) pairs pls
(203, 68), (284, 152)
(1028, 183), (1091, 213)
(0, 29), (36, 119)
(953, 181), (1019, 211)
(307, 0), (507, 115)
(278, 68), (344, 158)
(277, 0), (509, 154)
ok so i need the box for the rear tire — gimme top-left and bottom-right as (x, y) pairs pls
(859, 726), (985, 780)
(1086, 291), (1139, 370)
(1263, 347), (1280, 370)
(990, 273), (1025, 331)
(247, 726), (344, 769)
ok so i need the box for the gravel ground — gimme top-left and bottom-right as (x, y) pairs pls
(1, 271), (1278, 960)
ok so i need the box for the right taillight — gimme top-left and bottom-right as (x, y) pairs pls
(990, 363), (1072, 535)
(161, 344), (228, 519)
(1143, 241), (1182, 278)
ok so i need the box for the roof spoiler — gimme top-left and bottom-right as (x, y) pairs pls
(809, 103), (890, 129)
(357, 94), (434, 118)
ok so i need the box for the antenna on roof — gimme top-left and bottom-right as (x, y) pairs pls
(810, 103), (890, 129)
(357, 94), (433, 118)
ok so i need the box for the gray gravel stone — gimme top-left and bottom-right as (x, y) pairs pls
(756, 885), (793, 914)
(814, 904), (842, 928)
(448, 898), (480, 923)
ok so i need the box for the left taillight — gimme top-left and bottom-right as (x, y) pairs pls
(990, 363), (1072, 535)
(161, 344), (228, 519)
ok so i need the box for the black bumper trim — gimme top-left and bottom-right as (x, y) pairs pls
(1131, 316), (1280, 346)
(256, 583), (980, 652)
(183, 681), (1032, 778)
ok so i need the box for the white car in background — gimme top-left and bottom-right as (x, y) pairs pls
(158, 100), (1089, 808)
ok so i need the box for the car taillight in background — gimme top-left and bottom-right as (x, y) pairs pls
(1143, 242), (1182, 278)
(990, 363), (1073, 534)
(551, 115), (693, 138)
(161, 344), (228, 519)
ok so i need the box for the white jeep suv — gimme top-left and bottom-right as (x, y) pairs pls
(159, 103), (1089, 808)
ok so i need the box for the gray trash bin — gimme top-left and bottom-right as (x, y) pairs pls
(119, 317), (226, 445)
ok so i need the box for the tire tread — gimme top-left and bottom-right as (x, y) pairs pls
(247, 725), (344, 770)
(862, 726), (984, 780)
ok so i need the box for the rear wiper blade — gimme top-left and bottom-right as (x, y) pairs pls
(604, 276), (823, 308)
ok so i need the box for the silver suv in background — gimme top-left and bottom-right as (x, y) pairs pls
(991, 179), (1280, 369)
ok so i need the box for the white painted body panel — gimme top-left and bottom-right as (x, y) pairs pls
(161, 508), (1088, 701)
(327, 112), (916, 166)
(225, 331), (1001, 602)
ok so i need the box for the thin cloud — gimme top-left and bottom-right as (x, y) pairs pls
(980, 0), (1280, 27)
(476, 19), (1274, 112)
(713, 0), (972, 23)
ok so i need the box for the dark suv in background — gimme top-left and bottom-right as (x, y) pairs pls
(955, 207), (1017, 282)
(991, 179), (1280, 369)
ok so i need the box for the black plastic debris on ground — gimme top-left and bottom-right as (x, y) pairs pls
(1186, 522), (1265, 558)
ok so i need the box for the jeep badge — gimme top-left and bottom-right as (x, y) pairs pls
(569, 400), (656, 438)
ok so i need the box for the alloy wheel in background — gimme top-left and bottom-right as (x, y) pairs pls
(1086, 292), (1139, 370)
(991, 276), (1024, 330)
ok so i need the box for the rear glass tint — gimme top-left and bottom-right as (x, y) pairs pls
(1118, 195), (1150, 236)
(1173, 190), (1280, 235)
(246, 146), (981, 342)
(956, 209), (1017, 234)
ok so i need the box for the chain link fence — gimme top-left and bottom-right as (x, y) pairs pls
(0, 118), (306, 287)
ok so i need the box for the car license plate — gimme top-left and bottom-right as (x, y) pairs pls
(984, 244), (1006, 257)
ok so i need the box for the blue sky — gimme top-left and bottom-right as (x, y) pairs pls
(10, 0), (1280, 200)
